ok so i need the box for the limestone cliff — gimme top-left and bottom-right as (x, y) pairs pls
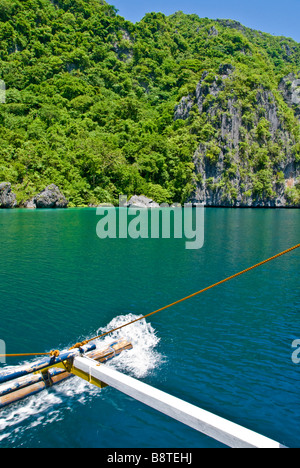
(175, 65), (300, 207)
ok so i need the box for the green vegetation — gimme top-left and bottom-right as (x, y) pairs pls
(0, 0), (299, 206)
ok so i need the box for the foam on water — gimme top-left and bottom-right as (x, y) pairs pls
(96, 314), (163, 378)
(0, 315), (164, 444)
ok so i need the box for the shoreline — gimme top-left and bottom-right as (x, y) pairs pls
(1, 184), (299, 210)
(0, 204), (299, 211)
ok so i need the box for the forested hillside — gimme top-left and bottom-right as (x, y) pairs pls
(0, 0), (299, 207)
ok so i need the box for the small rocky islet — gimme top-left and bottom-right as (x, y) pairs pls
(0, 183), (68, 209)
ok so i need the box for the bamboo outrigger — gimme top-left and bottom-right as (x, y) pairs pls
(0, 337), (287, 448)
(0, 339), (132, 409)
(1, 245), (298, 447)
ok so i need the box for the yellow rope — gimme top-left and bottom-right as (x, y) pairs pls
(0, 350), (60, 358)
(1, 243), (299, 358)
(70, 242), (300, 347)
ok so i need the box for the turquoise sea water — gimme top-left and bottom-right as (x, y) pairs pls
(0, 207), (299, 448)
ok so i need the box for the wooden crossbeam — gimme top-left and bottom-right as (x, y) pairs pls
(72, 356), (286, 449)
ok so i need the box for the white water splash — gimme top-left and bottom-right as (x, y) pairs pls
(0, 315), (164, 444)
(96, 314), (163, 378)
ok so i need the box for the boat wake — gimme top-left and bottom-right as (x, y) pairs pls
(95, 314), (163, 378)
(0, 314), (164, 445)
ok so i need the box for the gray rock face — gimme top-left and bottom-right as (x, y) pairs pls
(127, 195), (159, 208)
(279, 72), (300, 118)
(209, 26), (219, 36)
(174, 66), (300, 207)
(26, 184), (68, 209)
(174, 95), (194, 121)
(25, 199), (36, 209)
(0, 182), (17, 208)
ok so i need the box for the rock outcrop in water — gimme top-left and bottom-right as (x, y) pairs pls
(174, 65), (300, 207)
(25, 184), (68, 209)
(127, 195), (159, 208)
(0, 182), (17, 208)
